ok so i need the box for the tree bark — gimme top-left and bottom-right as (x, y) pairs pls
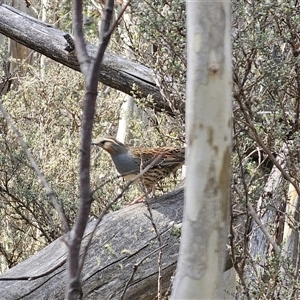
(0, 189), (184, 300)
(0, 188), (233, 299)
(171, 2), (232, 299)
(283, 183), (300, 268)
(248, 146), (287, 274)
(0, 0), (37, 92)
(282, 183), (300, 299)
(0, 3), (175, 116)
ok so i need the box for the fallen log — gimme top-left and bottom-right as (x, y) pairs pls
(0, 189), (184, 300)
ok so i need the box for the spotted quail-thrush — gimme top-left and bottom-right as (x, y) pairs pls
(92, 136), (185, 200)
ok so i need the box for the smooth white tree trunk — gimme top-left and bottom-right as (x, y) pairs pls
(6, 0), (36, 68)
(0, 0), (37, 92)
(116, 1), (139, 143)
(40, 0), (47, 79)
(171, 2), (232, 299)
(283, 183), (300, 264)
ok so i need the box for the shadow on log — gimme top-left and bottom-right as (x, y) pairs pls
(0, 189), (184, 299)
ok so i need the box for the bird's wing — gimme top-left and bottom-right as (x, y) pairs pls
(131, 147), (185, 167)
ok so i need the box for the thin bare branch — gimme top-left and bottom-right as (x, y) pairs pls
(120, 244), (168, 300)
(0, 101), (69, 232)
(72, 0), (90, 77)
(144, 199), (163, 299)
(247, 202), (281, 255)
(0, 257), (66, 281)
(78, 153), (166, 276)
(67, 1), (116, 298)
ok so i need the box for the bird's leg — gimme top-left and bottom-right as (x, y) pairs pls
(151, 184), (156, 197)
(130, 184), (157, 205)
(130, 194), (145, 204)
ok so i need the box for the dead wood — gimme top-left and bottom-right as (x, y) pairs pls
(0, 3), (175, 116)
(0, 189), (184, 300)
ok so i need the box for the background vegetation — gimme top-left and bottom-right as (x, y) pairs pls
(0, 0), (300, 298)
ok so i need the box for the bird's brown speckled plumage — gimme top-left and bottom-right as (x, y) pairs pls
(92, 136), (185, 191)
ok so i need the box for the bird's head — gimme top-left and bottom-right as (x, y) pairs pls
(92, 136), (128, 155)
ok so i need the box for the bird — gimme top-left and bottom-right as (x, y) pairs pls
(92, 136), (185, 202)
